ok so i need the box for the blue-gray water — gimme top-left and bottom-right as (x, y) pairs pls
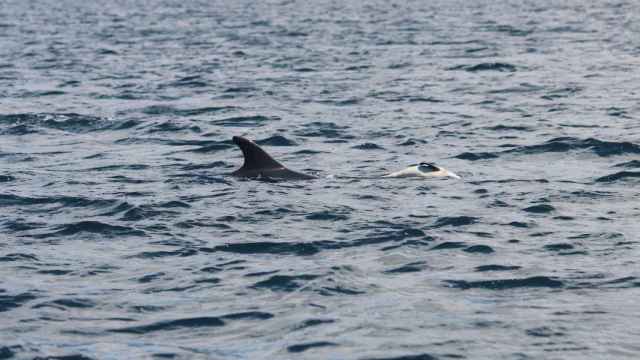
(1, 0), (640, 359)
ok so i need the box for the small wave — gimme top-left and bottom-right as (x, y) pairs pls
(166, 174), (231, 186)
(586, 277), (640, 289)
(210, 115), (278, 127)
(475, 265), (521, 272)
(95, 202), (136, 217)
(546, 26), (594, 34)
(484, 125), (531, 131)
(569, 190), (615, 199)
(569, 232), (622, 241)
(140, 105), (235, 116)
(445, 276), (563, 290)
(0, 253), (39, 262)
(459, 137), (640, 161)
(430, 242), (468, 250)
(32, 298), (95, 310)
(183, 141), (234, 153)
(522, 204), (555, 213)
(288, 341), (338, 353)
(22, 90), (66, 97)
(244, 270), (279, 278)
(205, 228), (425, 255)
(0, 194), (119, 209)
(319, 285), (365, 296)
(165, 75), (208, 88)
(373, 93), (442, 104)
(224, 86), (258, 93)
(129, 248), (198, 259)
(388, 62), (411, 69)
(316, 98), (361, 106)
(506, 221), (529, 228)
(111, 312), (273, 334)
(86, 164), (149, 171)
(174, 220), (230, 230)
(293, 318), (335, 331)
(526, 326), (566, 338)
(36, 221), (145, 238)
(38, 269), (73, 276)
(506, 137), (640, 157)
(362, 353), (439, 360)
(0, 292), (38, 312)
(398, 138), (428, 146)
(251, 274), (320, 292)
(2, 220), (47, 232)
(486, 24), (533, 36)
(429, 39), (484, 46)
(544, 243), (574, 252)
(144, 121), (202, 134)
(614, 160), (640, 168)
(432, 216), (478, 228)
(409, 96), (444, 103)
(381, 238), (434, 251)
(255, 135), (297, 146)
(158, 201), (190, 208)
(472, 179), (549, 185)
(345, 65), (371, 71)
(294, 122), (353, 140)
(113, 137), (169, 146)
(449, 62), (517, 72)
(211, 242), (321, 256)
(111, 316), (224, 334)
(463, 245), (495, 254)
(293, 149), (326, 155)
(0, 124), (40, 135)
(220, 311), (274, 321)
(0, 175), (14, 182)
(453, 152), (498, 161)
(137, 272), (166, 283)
(199, 265), (222, 273)
(305, 211), (349, 221)
(541, 86), (582, 100)
(0, 346), (21, 359)
(384, 261), (428, 274)
(254, 207), (294, 217)
(0, 113), (138, 134)
(97, 48), (118, 55)
(607, 107), (630, 118)
(108, 175), (153, 184)
(181, 161), (228, 171)
(596, 171), (640, 183)
(352, 142), (384, 150)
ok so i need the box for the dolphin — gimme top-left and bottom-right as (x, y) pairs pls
(230, 136), (460, 180)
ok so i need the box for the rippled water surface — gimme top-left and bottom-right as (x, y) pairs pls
(1, 0), (640, 359)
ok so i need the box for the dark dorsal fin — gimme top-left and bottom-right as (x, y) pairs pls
(232, 136), (284, 171)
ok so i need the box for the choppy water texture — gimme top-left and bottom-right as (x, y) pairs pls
(1, 0), (640, 359)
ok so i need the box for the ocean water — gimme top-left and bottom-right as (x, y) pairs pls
(1, 0), (640, 359)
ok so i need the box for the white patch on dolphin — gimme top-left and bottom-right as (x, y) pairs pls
(383, 163), (461, 179)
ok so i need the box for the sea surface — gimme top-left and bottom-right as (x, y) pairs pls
(1, 0), (640, 359)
